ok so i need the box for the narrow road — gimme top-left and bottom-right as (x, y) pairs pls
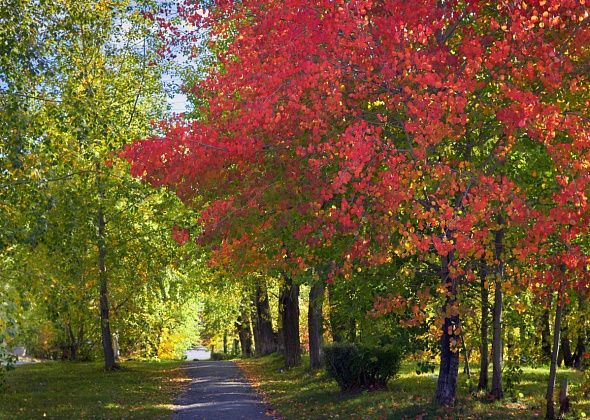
(172, 360), (272, 420)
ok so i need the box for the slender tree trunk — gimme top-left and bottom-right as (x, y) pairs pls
(66, 324), (78, 361)
(223, 330), (228, 354)
(542, 306), (552, 360)
(478, 259), (489, 391)
(308, 281), (325, 370)
(277, 287), (285, 353)
(574, 295), (586, 369)
(281, 274), (301, 367)
(96, 164), (117, 370)
(252, 280), (277, 355)
(491, 222), (504, 400)
(546, 292), (565, 420)
(462, 335), (473, 392)
(435, 252), (460, 406)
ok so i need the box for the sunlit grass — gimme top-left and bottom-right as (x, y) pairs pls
(0, 360), (186, 419)
(238, 354), (590, 419)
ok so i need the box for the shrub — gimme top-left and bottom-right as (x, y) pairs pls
(323, 343), (401, 392)
(210, 352), (234, 361)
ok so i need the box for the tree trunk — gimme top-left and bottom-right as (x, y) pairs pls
(574, 333), (586, 369)
(308, 281), (325, 370)
(66, 324), (78, 361)
(560, 334), (573, 368)
(252, 280), (277, 355)
(462, 335), (473, 392)
(491, 223), (504, 400)
(327, 282), (344, 343)
(277, 287), (285, 353)
(236, 314), (253, 357)
(542, 307), (552, 361)
(546, 294), (565, 420)
(573, 295), (586, 369)
(281, 274), (301, 368)
(223, 330), (228, 354)
(435, 252), (460, 406)
(559, 377), (570, 416)
(478, 259), (489, 391)
(96, 166), (117, 370)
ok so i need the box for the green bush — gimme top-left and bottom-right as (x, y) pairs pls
(323, 343), (401, 392)
(210, 352), (234, 361)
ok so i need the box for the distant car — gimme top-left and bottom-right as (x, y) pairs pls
(184, 347), (211, 361)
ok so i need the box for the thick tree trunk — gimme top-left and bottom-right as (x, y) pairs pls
(252, 280), (277, 356)
(478, 259), (489, 391)
(308, 281), (325, 370)
(491, 223), (504, 400)
(281, 274), (301, 367)
(560, 334), (573, 368)
(574, 334), (586, 369)
(546, 295), (565, 420)
(236, 314), (253, 357)
(435, 252), (460, 406)
(97, 179), (117, 370)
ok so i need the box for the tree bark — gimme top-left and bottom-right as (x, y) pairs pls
(277, 287), (285, 353)
(308, 281), (325, 370)
(66, 324), (78, 361)
(546, 293), (565, 420)
(281, 274), (301, 367)
(236, 313), (253, 357)
(574, 333), (586, 369)
(327, 282), (344, 342)
(560, 334), (573, 368)
(491, 222), (504, 400)
(252, 280), (277, 355)
(478, 259), (489, 391)
(223, 330), (228, 354)
(541, 306), (552, 361)
(435, 252), (460, 406)
(96, 165), (117, 370)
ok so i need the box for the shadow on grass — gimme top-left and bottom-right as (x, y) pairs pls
(239, 355), (590, 420)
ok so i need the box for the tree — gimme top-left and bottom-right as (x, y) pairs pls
(124, 0), (590, 405)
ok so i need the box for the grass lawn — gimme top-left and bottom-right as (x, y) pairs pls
(238, 354), (590, 419)
(0, 360), (188, 419)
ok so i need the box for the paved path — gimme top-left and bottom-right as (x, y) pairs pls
(172, 360), (271, 420)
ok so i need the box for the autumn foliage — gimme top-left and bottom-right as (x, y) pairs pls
(123, 0), (590, 407)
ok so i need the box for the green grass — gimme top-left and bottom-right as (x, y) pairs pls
(0, 360), (187, 419)
(238, 354), (590, 419)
